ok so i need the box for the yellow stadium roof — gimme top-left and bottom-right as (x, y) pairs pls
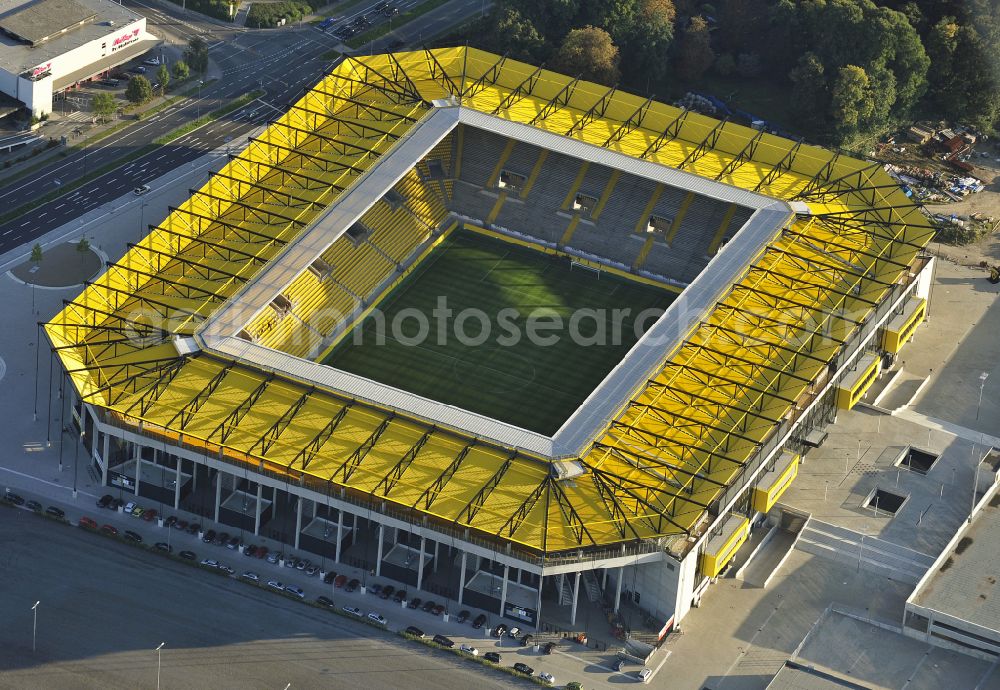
(46, 47), (935, 559)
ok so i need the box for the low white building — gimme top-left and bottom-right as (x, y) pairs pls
(0, 0), (158, 117)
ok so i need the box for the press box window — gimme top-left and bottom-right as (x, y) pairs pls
(646, 214), (673, 234)
(498, 170), (526, 192)
(573, 193), (598, 214)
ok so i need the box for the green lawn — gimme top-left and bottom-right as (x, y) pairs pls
(325, 230), (675, 435)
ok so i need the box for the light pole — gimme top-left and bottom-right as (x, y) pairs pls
(32, 600), (40, 652)
(196, 80), (204, 119)
(155, 642), (165, 690)
(976, 372), (989, 421)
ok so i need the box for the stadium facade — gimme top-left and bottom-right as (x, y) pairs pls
(45, 48), (936, 636)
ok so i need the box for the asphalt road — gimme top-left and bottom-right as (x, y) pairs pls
(0, 508), (530, 689)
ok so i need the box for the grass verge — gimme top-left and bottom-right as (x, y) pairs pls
(346, 0), (450, 48)
(153, 89), (263, 145)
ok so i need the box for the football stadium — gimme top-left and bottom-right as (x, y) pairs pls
(45, 47), (937, 634)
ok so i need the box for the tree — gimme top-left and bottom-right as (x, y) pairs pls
(550, 26), (621, 85)
(487, 9), (545, 61)
(617, 0), (677, 89)
(675, 15), (714, 82)
(714, 52), (736, 75)
(156, 64), (170, 97)
(76, 237), (90, 254)
(831, 65), (876, 137)
(789, 51), (828, 132)
(172, 60), (190, 81)
(91, 92), (116, 123)
(31, 243), (43, 265)
(184, 36), (209, 74)
(736, 52), (761, 78)
(126, 76), (153, 105)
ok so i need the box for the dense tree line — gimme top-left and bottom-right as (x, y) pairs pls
(467, 0), (1000, 145)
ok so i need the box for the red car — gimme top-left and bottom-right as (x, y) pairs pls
(255, 546), (268, 560)
(334, 574), (347, 588)
(101, 524), (118, 536)
(142, 509), (157, 522)
(79, 516), (98, 529)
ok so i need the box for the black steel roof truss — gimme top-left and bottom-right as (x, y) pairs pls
(416, 440), (476, 511)
(529, 75), (581, 125)
(641, 108), (689, 159)
(460, 450), (516, 524)
(733, 284), (861, 327)
(129, 243), (247, 285)
(148, 224), (270, 266)
(338, 414), (393, 484)
(633, 400), (760, 447)
(611, 421), (747, 473)
(565, 84), (617, 137)
(667, 359), (795, 407)
(211, 373), (274, 445)
(191, 189), (304, 228)
(587, 465), (687, 534)
(706, 322), (827, 365)
(279, 113), (381, 160)
(238, 145), (351, 188)
(84, 281), (199, 326)
(498, 477), (547, 538)
(424, 48), (461, 95)
(492, 64), (545, 115)
(172, 207), (288, 246)
(793, 160), (881, 201)
(212, 170), (324, 211)
(599, 444), (716, 506)
(792, 150), (841, 198)
(462, 53), (507, 99)
(549, 478), (596, 546)
(125, 357), (187, 417)
(749, 264), (878, 308)
(754, 139), (803, 192)
(107, 261), (226, 302)
(344, 58), (423, 104)
(168, 361), (235, 430)
(251, 387), (314, 456)
(769, 242), (890, 286)
(589, 471), (646, 540)
(384, 53), (427, 104)
(715, 127), (765, 181)
(679, 117), (729, 170)
(295, 401), (352, 470)
(602, 95), (654, 147)
(375, 427), (434, 498)
(81, 357), (181, 405)
(782, 227), (909, 271)
(645, 377), (784, 425)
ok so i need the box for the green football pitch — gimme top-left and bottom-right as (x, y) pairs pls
(324, 230), (676, 435)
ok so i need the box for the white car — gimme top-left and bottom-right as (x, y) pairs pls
(367, 612), (387, 625)
(200, 558), (218, 567)
(241, 571), (259, 581)
(342, 606), (363, 617)
(284, 585), (305, 599)
(217, 564), (234, 574)
(143, 57), (160, 66)
(638, 668), (652, 683)
(539, 672), (555, 684)
(123, 501), (136, 514)
(459, 644), (478, 656)
(266, 580), (284, 591)
(134, 185), (150, 196)
(508, 626), (522, 638)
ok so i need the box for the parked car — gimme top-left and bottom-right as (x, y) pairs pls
(404, 626), (424, 637)
(472, 614), (487, 629)
(45, 506), (66, 519)
(456, 610), (470, 624)
(202, 529), (217, 544)
(407, 597), (422, 610)
(164, 516), (178, 528)
(508, 626), (522, 638)
(316, 595), (334, 607)
(392, 589), (406, 604)
(284, 585), (305, 599)
(174, 519), (188, 531)
(201, 559), (219, 568)
(459, 644), (478, 656)
(266, 550), (280, 564)
(26, 500), (42, 512)
(612, 658), (625, 672)
(97, 494), (113, 509)
(154, 542), (172, 552)
(110, 498), (124, 511)
(483, 652), (501, 664)
(295, 558), (308, 570)
(421, 600), (436, 613)
(543, 641), (556, 655)
(134, 184), (150, 196)
(431, 634), (454, 648)
(101, 524), (118, 536)
(305, 564), (319, 577)
(123, 530), (142, 543)
(342, 605), (363, 617)
(217, 564), (234, 575)
(519, 634), (533, 647)
(256, 546), (269, 560)
(142, 57), (160, 66)
(78, 516), (98, 529)
(122, 501), (136, 514)
(179, 550), (196, 560)
(215, 532), (229, 546)
(369, 583), (382, 596)
(266, 580), (284, 591)
(539, 671), (555, 684)
(130, 505), (144, 518)
(4, 491), (25, 505)
(227, 536), (240, 550)
(334, 574), (347, 588)
(346, 578), (360, 593)
(322, 571), (336, 585)
(241, 571), (260, 582)
(431, 604), (444, 616)
(142, 509), (157, 522)
(244, 544), (258, 557)
(513, 662), (534, 675)
(491, 624), (508, 638)
(637, 668), (652, 682)
(130, 65), (147, 74)
(379, 585), (394, 600)
(185, 522), (200, 535)
(367, 612), (386, 625)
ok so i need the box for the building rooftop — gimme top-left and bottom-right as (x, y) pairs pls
(911, 492), (1000, 633)
(766, 662), (869, 690)
(0, 0), (141, 74)
(44, 48), (935, 559)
